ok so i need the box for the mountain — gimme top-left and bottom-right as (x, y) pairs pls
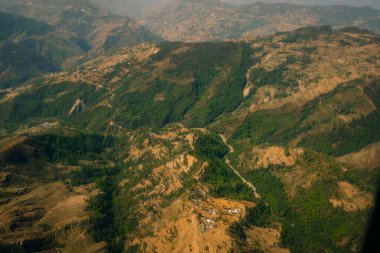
(1, 2), (378, 253)
(0, 27), (379, 251)
(40, 0), (380, 44)
(222, 0), (380, 9)
(88, 0), (173, 18)
(0, 12), (91, 68)
(140, 0), (380, 41)
(0, 38), (60, 88)
(0, 0), (159, 58)
(88, 0), (380, 16)
(1, 26), (379, 141)
(1, 25), (379, 147)
(0, 0), (160, 85)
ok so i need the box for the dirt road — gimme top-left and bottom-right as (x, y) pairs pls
(219, 134), (261, 199)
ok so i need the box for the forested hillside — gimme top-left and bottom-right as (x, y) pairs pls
(0, 38), (60, 88)
(1, 0), (379, 252)
(0, 0), (159, 68)
(0, 15), (379, 253)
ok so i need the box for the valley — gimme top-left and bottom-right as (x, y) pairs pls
(0, 0), (159, 75)
(0, 25), (378, 252)
(0, 0), (379, 252)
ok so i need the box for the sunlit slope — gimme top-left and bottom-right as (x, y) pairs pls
(141, 0), (380, 41)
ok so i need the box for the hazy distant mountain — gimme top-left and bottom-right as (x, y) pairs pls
(88, 0), (380, 16)
(0, 12), (91, 68)
(0, 37), (60, 88)
(88, 0), (173, 18)
(0, 0), (159, 56)
(0, 0), (159, 86)
(86, 0), (380, 42)
(141, 0), (380, 41)
(222, 0), (380, 9)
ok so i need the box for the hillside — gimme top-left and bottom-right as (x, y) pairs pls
(0, 38), (60, 88)
(0, 0), (160, 81)
(0, 27), (379, 252)
(1, 27), (378, 133)
(88, 0), (380, 17)
(139, 0), (380, 41)
(88, 0), (173, 18)
(0, 0), (159, 63)
(0, 12), (91, 68)
(0, 124), (269, 252)
(222, 0), (380, 9)
(0, 41), (253, 129)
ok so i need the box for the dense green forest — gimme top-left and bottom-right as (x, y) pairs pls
(301, 79), (380, 156)
(232, 149), (377, 252)
(0, 41), (254, 130)
(0, 38), (60, 88)
(26, 133), (113, 164)
(0, 23), (378, 253)
(232, 78), (380, 157)
(193, 133), (256, 202)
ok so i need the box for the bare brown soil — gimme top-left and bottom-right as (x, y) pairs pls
(337, 142), (380, 170)
(330, 181), (373, 212)
(238, 146), (303, 170)
(135, 195), (253, 253)
(0, 181), (97, 251)
(246, 226), (289, 253)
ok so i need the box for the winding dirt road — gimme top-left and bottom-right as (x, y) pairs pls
(219, 134), (261, 199)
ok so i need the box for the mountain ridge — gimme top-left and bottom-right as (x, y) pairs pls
(0, 26), (378, 252)
(0, 1), (379, 251)
(223, 0), (380, 9)
(0, 11), (92, 68)
(140, 0), (380, 41)
(0, 0), (160, 66)
(0, 37), (60, 88)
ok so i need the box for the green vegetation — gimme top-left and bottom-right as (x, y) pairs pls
(193, 134), (255, 201)
(0, 23), (378, 253)
(235, 150), (374, 252)
(194, 133), (229, 159)
(245, 169), (290, 220)
(244, 201), (272, 228)
(0, 144), (29, 165)
(0, 12), (53, 37)
(150, 41), (185, 62)
(201, 158), (255, 201)
(0, 41), (255, 131)
(233, 78), (380, 156)
(88, 176), (124, 252)
(70, 166), (120, 185)
(51, 133), (140, 252)
(26, 133), (113, 165)
(231, 107), (302, 145)
(87, 170), (139, 253)
(281, 26), (333, 43)
(0, 38), (60, 88)
(0, 131), (112, 167)
(300, 79), (380, 156)
(0, 82), (107, 128)
(112, 77), (199, 129)
(281, 181), (369, 252)
(166, 42), (253, 126)
(228, 221), (246, 241)
(249, 62), (298, 88)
